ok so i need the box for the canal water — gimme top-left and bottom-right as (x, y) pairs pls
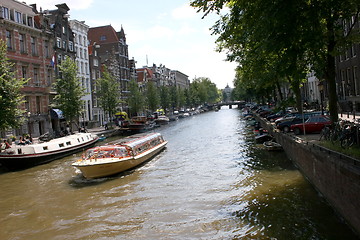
(0, 108), (358, 240)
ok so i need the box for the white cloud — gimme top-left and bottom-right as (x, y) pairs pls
(171, 4), (197, 20)
(147, 25), (175, 40)
(30, 0), (93, 11)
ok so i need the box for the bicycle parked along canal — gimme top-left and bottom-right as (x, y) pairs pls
(320, 119), (360, 149)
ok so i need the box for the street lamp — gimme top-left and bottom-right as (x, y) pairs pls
(318, 81), (324, 115)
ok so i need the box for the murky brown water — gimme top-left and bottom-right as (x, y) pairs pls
(0, 108), (358, 240)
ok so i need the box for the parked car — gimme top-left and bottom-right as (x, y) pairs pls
(275, 112), (299, 125)
(290, 115), (332, 135)
(267, 110), (288, 122)
(277, 117), (306, 132)
(275, 111), (325, 126)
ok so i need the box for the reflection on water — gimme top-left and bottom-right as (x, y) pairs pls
(0, 108), (358, 240)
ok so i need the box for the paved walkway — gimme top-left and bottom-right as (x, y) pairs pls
(338, 113), (360, 123)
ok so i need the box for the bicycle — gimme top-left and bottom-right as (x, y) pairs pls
(340, 123), (359, 149)
(319, 124), (332, 141)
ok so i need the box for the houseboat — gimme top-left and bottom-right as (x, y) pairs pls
(72, 133), (167, 179)
(128, 116), (155, 133)
(0, 132), (98, 170)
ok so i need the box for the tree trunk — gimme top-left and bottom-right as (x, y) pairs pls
(325, 17), (339, 123)
(287, 76), (302, 114)
(276, 80), (284, 101)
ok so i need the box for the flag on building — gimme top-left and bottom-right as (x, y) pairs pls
(50, 54), (56, 69)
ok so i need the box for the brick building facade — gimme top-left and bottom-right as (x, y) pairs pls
(0, 0), (54, 137)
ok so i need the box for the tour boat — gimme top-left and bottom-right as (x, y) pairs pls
(0, 132), (99, 170)
(72, 132), (168, 179)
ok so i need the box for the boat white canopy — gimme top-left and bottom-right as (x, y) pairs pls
(124, 133), (163, 149)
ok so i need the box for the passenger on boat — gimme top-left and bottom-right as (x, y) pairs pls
(18, 136), (26, 145)
(1, 140), (11, 150)
(25, 135), (32, 144)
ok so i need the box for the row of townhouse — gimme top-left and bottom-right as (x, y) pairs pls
(302, 16), (360, 114)
(0, 0), (190, 138)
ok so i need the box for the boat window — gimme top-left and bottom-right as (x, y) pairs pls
(59, 143), (64, 147)
(66, 141), (71, 146)
(81, 137), (84, 141)
(43, 146), (48, 150)
(77, 138), (80, 142)
(17, 149), (22, 154)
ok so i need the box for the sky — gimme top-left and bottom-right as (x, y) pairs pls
(32, 0), (237, 89)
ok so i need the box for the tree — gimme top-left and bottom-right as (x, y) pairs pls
(146, 81), (159, 113)
(95, 66), (121, 121)
(178, 87), (186, 110)
(127, 79), (144, 116)
(191, 0), (360, 122)
(169, 85), (179, 111)
(53, 57), (85, 129)
(190, 77), (220, 106)
(0, 40), (28, 131)
(159, 86), (170, 113)
(308, 0), (360, 122)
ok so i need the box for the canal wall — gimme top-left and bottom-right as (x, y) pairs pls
(256, 116), (360, 236)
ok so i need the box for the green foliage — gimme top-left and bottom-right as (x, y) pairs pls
(190, 77), (220, 106)
(127, 79), (144, 116)
(145, 81), (159, 112)
(96, 67), (121, 119)
(191, 0), (360, 122)
(53, 57), (85, 125)
(0, 40), (28, 131)
(159, 86), (170, 112)
(169, 85), (179, 111)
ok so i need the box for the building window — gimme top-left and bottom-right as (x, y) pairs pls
(63, 40), (66, 50)
(354, 66), (359, 96)
(57, 54), (62, 65)
(2, 7), (9, 19)
(6, 30), (12, 50)
(100, 35), (106, 41)
(27, 16), (33, 27)
(93, 58), (98, 67)
(86, 78), (89, 92)
(47, 69), (52, 86)
(56, 37), (61, 48)
(62, 26), (66, 34)
(31, 37), (37, 55)
(25, 96), (30, 112)
(44, 40), (50, 58)
(19, 34), (26, 53)
(78, 35), (82, 46)
(22, 66), (27, 79)
(33, 68), (39, 86)
(69, 41), (74, 51)
(36, 96), (41, 113)
(15, 11), (22, 23)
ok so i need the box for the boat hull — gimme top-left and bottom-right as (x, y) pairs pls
(74, 141), (167, 179)
(0, 134), (98, 171)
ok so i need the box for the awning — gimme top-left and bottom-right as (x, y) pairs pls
(50, 109), (64, 119)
